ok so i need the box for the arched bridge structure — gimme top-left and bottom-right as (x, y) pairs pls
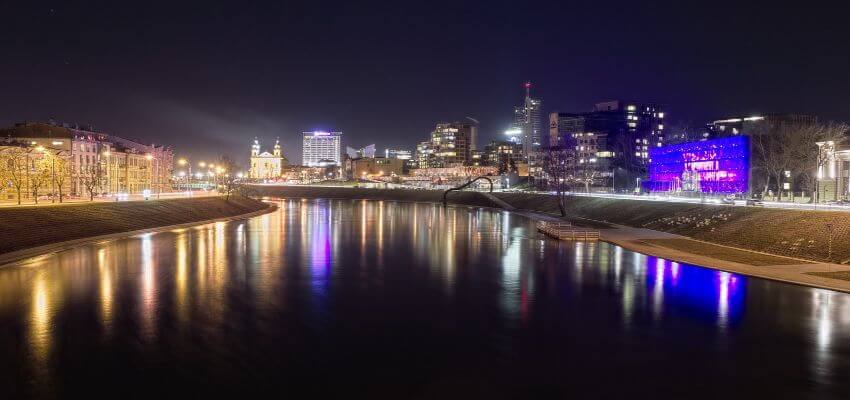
(442, 176), (494, 206)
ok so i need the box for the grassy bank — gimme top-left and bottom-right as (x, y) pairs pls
(249, 185), (501, 208)
(0, 196), (270, 256)
(494, 192), (850, 264)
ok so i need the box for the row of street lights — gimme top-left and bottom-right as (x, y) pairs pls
(174, 158), (245, 192)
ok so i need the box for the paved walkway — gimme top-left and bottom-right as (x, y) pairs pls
(0, 191), (216, 208)
(512, 209), (850, 293)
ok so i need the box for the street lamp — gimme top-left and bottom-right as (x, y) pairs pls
(102, 150), (112, 195)
(782, 170), (791, 201)
(145, 154), (153, 189)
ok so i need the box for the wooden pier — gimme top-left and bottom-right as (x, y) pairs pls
(536, 221), (600, 241)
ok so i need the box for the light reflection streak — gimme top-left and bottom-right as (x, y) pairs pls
(140, 233), (156, 340)
(670, 262), (680, 284)
(501, 228), (522, 321)
(653, 258), (665, 319)
(310, 201), (332, 296)
(97, 248), (113, 333)
(29, 272), (51, 367)
(175, 232), (189, 324)
(717, 272), (731, 330)
(812, 290), (833, 382)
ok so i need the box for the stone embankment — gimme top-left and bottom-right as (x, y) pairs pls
(0, 196), (271, 261)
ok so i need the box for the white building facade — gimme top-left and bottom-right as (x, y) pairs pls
(302, 131), (342, 166)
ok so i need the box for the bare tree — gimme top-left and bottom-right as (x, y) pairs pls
(216, 155), (241, 199)
(80, 164), (104, 201)
(29, 157), (51, 204)
(50, 152), (71, 203)
(0, 147), (29, 205)
(751, 121), (848, 200)
(542, 145), (572, 216)
(576, 167), (599, 194)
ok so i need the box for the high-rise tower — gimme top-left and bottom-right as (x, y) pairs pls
(512, 82), (543, 158)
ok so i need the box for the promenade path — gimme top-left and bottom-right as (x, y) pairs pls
(517, 209), (850, 293)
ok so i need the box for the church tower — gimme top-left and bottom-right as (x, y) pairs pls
(252, 138), (260, 157)
(273, 138), (282, 157)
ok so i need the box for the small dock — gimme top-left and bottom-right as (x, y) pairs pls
(536, 221), (600, 241)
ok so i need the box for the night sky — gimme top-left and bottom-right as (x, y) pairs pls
(2, 1), (847, 165)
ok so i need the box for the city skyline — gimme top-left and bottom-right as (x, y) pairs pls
(2, 2), (847, 165)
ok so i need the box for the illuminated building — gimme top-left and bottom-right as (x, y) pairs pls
(408, 165), (499, 187)
(483, 140), (524, 171)
(815, 141), (850, 202)
(705, 114), (817, 139)
(0, 121), (174, 197)
(548, 100), (665, 189)
(352, 157), (404, 178)
(644, 136), (750, 194)
(513, 82), (543, 158)
(418, 121), (477, 168)
(385, 148), (412, 160)
(346, 144), (376, 159)
(302, 131), (342, 167)
(415, 141), (433, 169)
(249, 138), (289, 179)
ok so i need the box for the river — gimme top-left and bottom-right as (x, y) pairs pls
(1, 199), (848, 398)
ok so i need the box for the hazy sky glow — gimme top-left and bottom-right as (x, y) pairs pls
(1, 1), (847, 164)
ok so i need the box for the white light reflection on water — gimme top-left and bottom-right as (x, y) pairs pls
(97, 248), (113, 334)
(29, 272), (51, 368)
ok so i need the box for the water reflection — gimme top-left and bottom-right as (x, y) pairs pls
(0, 199), (848, 397)
(29, 272), (51, 366)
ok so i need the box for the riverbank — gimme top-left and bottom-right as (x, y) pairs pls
(492, 192), (849, 264)
(250, 185), (850, 292)
(0, 196), (273, 265)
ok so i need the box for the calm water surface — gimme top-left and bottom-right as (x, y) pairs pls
(1, 199), (849, 398)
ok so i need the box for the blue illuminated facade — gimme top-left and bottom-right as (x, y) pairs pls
(645, 136), (750, 194)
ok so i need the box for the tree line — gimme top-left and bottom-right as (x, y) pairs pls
(0, 146), (102, 205)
